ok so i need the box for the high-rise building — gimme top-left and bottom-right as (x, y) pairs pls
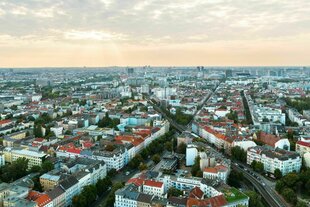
(225, 69), (233, 78)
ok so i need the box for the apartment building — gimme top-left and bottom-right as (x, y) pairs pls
(247, 146), (301, 176)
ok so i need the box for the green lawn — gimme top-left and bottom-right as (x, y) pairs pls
(223, 188), (248, 203)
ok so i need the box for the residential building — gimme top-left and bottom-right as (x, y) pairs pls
(247, 146), (302, 176)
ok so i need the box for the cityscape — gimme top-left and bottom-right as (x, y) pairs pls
(1, 0), (310, 207)
(0, 67), (309, 207)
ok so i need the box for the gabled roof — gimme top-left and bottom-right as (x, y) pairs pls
(189, 187), (204, 199)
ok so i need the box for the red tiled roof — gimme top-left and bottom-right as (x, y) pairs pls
(257, 131), (280, 147)
(296, 141), (310, 148)
(187, 195), (228, 207)
(66, 148), (82, 154)
(27, 191), (52, 207)
(127, 178), (144, 186)
(34, 138), (45, 142)
(0, 119), (11, 125)
(189, 187), (204, 199)
(144, 180), (163, 188)
(204, 167), (218, 173)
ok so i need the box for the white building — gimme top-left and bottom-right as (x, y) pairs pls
(92, 149), (125, 171)
(203, 165), (229, 183)
(232, 140), (257, 151)
(0, 153), (5, 167)
(247, 146), (302, 176)
(143, 180), (165, 197)
(186, 145), (198, 166)
(50, 127), (63, 137)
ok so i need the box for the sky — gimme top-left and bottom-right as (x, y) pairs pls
(0, 0), (309, 67)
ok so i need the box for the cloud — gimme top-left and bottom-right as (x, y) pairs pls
(0, 0), (309, 66)
(63, 30), (127, 41)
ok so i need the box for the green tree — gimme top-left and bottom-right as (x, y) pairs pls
(82, 185), (97, 205)
(0, 157), (29, 182)
(107, 169), (117, 177)
(245, 191), (264, 207)
(191, 156), (201, 177)
(73, 194), (87, 207)
(274, 169), (282, 179)
(96, 177), (112, 196)
(255, 162), (264, 173)
(282, 188), (297, 204)
(251, 160), (257, 170)
(165, 141), (173, 151)
(275, 180), (285, 192)
(105, 182), (124, 207)
(41, 160), (54, 173)
(139, 163), (148, 171)
(33, 124), (43, 137)
(296, 201), (308, 207)
(231, 146), (247, 163)
(152, 154), (161, 164)
(167, 187), (183, 197)
(176, 142), (187, 154)
(282, 173), (299, 188)
(228, 170), (244, 188)
(29, 165), (42, 173)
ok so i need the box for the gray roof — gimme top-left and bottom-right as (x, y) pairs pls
(59, 176), (79, 190)
(137, 193), (153, 203)
(47, 186), (65, 199)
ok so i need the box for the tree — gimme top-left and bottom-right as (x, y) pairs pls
(33, 124), (43, 137)
(167, 187), (183, 197)
(82, 185), (97, 205)
(107, 169), (117, 177)
(96, 177), (112, 196)
(128, 154), (143, 169)
(282, 188), (297, 204)
(191, 156), (201, 177)
(231, 146), (247, 163)
(274, 169), (282, 179)
(152, 154), (161, 164)
(29, 165), (42, 173)
(97, 135), (102, 141)
(255, 162), (264, 173)
(0, 157), (29, 182)
(228, 170), (244, 188)
(251, 160), (257, 170)
(65, 130), (72, 135)
(139, 163), (148, 171)
(282, 173), (299, 188)
(176, 143), (187, 154)
(245, 191), (264, 207)
(296, 201), (308, 207)
(41, 160), (54, 173)
(105, 182), (124, 207)
(73, 194), (87, 207)
(165, 141), (173, 151)
(275, 180), (285, 192)
(105, 144), (115, 152)
(32, 175), (43, 192)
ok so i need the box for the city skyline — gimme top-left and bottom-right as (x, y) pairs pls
(0, 0), (310, 67)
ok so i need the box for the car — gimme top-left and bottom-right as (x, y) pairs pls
(125, 171), (130, 176)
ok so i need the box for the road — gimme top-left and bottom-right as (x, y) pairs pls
(148, 83), (219, 133)
(233, 162), (288, 207)
(94, 158), (154, 206)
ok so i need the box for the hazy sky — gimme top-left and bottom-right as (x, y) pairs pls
(0, 0), (309, 67)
